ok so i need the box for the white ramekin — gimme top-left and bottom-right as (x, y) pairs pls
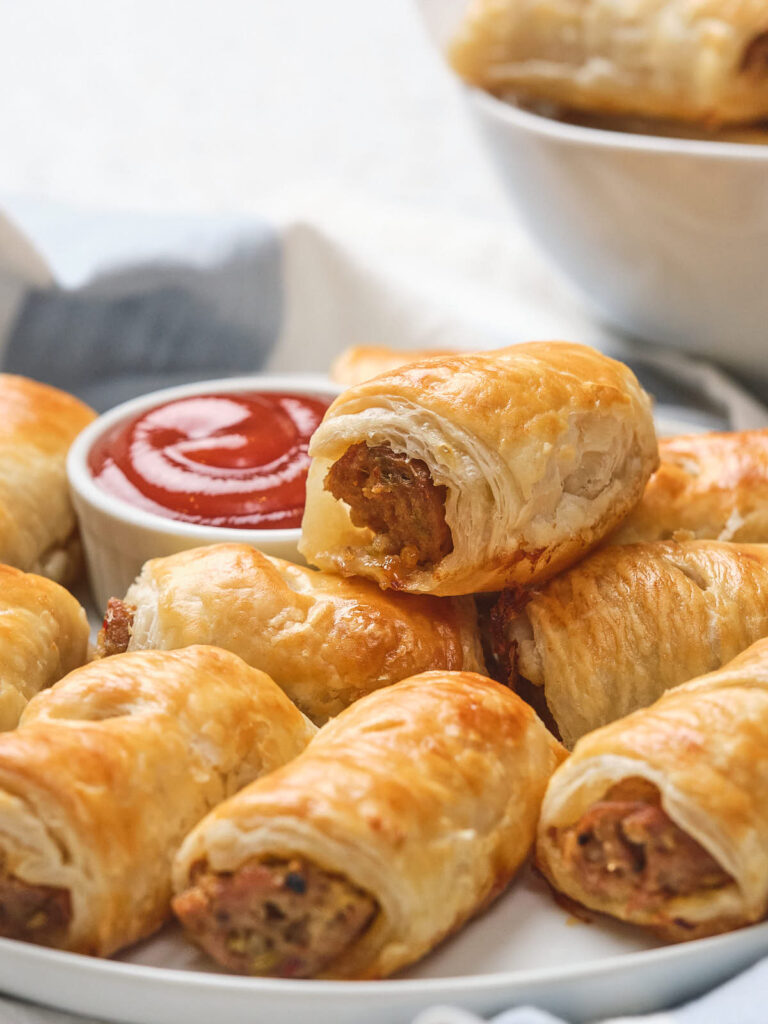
(67, 374), (341, 613)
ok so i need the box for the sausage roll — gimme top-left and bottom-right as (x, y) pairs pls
(537, 638), (768, 940)
(0, 374), (95, 584)
(97, 543), (486, 724)
(300, 342), (658, 597)
(0, 564), (89, 730)
(172, 670), (565, 978)
(494, 539), (768, 747)
(449, 0), (768, 126)
(330, 346), (459, 387)
(609, 429), (768, 545)
(0, 645), (315, 955)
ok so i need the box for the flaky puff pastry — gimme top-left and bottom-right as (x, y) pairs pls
(537, 639), (768, 940)
(300, 342), (658, 596)
(609, 429), (768, 545)
(496, 539), (768, 747)
(173, 671), (565, 979)
(330, 346), (459, 387)
(99, 543), (486, 724)
(449, 0), (768, 126)
(0, 564), (88, 730)
(0, 646), (315, 955)
(0, 375), (94, 584)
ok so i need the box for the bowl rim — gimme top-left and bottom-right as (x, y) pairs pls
(67, 373), (342, 542)
(470, 86), (768, 161)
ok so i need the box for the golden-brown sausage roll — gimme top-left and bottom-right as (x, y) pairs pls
(537, 638), (768, 940)
(172, 670), (565, 978)
(609, 429), (768, 545)
(494, 539), (768, 747)
(0, 564), (89, 730)
(449, 0), (768, 126)
(301, 342), (658, 596)
(0, 646), (315, 955)
(97, 543), (486, 724)
(330, 346), (459, 387)
(0, 374), (95, 584)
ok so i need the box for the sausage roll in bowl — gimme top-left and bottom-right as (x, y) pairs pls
(450, 0), (768, 127)
(537, 638), (768, 940)
(172, 670), (565, 979)
(0, 646), (315, 955)
(98, 543), (486, 724)
(609, 429), (768, 545)
(300, 342), (658, 596)
(495, 539), (768, 747)
(0, 374), (95, 584)
(0, 564), (89, 730)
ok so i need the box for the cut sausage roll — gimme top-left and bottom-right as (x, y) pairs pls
(0, 564), (89, 730)
(537, 638), (768, 940)
(0, 646), (315, 955)
(609, 429), (768, 545)
(494, 539), (768, 747)
(97, 543), (486, 724)
(0, 374), (95, 584)
(172, 670), (565, 978)
(449, 0), (768, 127)
(300, 342), (658, 596)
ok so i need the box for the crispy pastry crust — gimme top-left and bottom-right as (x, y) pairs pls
(609, 429), (768, 545)
(0, 646), (315, 955)
(330, 346), (459, 387)
(173, 671), (566, 979)
(537, 639), (768, 939)
(100, 543), (486, 724)
(0, 564), (88, 730)
(0, 375), (95, 585)
(300, 342), (658, 596)
(449, 0), (768, 126)
(495, 539), (768, 747)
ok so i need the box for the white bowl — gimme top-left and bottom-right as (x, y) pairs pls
(67, 375), (340, 612)
(461, 89), (768, 372)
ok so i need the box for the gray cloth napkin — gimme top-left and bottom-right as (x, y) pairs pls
(0, 198), (765, 1024)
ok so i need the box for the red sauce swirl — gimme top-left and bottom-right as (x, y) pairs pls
(88, 391), (331, 529)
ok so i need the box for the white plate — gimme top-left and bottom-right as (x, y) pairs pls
(2, 864), (768, 1024)
(3, 402), (742, 1024)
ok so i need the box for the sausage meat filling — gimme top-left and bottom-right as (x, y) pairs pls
(324, 442), (453, 575)
(172, 856), (378, 977)
(742, 31), (768, 76)
(0, 863), (71, 946)
(557, 781), (731, 916)
(98, 598), (135, 657)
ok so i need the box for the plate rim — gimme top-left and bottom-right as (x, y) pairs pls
(2, 918), (768, 998)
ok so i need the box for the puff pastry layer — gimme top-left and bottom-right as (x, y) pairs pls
(0, 564), (88, 730)
(537, 638), (768, 939)
(98, 543), (486, 724)
(449, 0), (768, 126)
(300, 342), (658, 596)
(0, 374), (94, 584)
(495, 539), (768, 747)
(609, 429), (768, 545)
(172, 670), (565, 978)
(0, 646), (315, 955)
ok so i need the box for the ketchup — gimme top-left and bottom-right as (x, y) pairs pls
(88, 391), (331, 529)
